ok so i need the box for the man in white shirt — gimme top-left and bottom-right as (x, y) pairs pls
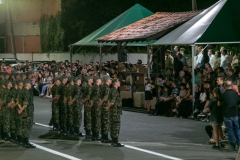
(220, 49), (231, 71)
(195, 46), (203, 69)
(208, 49), (216, 68)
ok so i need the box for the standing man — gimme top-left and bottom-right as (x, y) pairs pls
(59, 77), (68, 134)
(99, 76), (112, 143)
(49, 78), (61, 131)
(90, 77), (102, 141)
(20, 80), (35, 148)
(165, 50), (174, 69)
(0, 80), (5, 140)
(218, 79), (240, 150)
(195, 46), (203, 69)
(82, 76), (93, 139)
(3, 80), (13, 141)
(106, 79), (124, 147)
(68, 77), (83, 136)
(220, 49), (231, 71)
(208, 49), (216, 69)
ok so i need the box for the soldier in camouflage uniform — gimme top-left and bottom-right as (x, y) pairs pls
(26, 71), (35, 123)
(68, 77), (83, 136)
(0, 79), (4, 139)
(90, 77), (102, 141)
(19, 80), (35, 148)
(49, 78), (61, 131)
(99, 76), (112, 143)
(20, 73), (27, 80)
(3, 80), (13, 141)
(64, 79), (71, 134)
(82, 76), (93, 139)
(5, 72), (10, 80)
(66, 77), (75, 134)
(106, 79), (124, 147)
(59, 76), (68, 134)
(10, 80), (18, 142)
(16, 80), (24, 145)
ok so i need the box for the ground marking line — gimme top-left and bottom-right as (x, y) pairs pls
(124, 145), (183, 160)
(31, 142), (82, 160)
(35, 122), (53, 128)
(35, 122), (183, 160)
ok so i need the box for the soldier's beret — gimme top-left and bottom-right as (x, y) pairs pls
(68, 77), (74, 82)
(23, 79), (31, 85)
(74, 77), (81, 83)
(112, 78), (120, 83)
(102, 76), (112, 82)
(93, 77), (101, 83)
(12, 80), (17, 86)
(52, 77), (59, 83)
(60, 76), (67, 82)
(85, 76), (93, 82)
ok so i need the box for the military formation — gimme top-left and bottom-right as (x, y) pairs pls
(48, 75), (124, 147)
(0, 72), (35, 148)
(0, 70), (124, 148)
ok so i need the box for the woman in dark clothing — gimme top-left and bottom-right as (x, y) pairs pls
(207, 88), (223, 149)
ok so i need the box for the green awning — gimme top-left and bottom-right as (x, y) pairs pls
(153, 0), (240, 45)
(72, 4), (154, 47)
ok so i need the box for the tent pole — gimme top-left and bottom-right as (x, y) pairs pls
(99, 45), (103, 72)
(191, 44), (195, 111)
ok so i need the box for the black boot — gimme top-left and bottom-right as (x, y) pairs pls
(85, 130), (92, 140)
(102, 134), (112, 143)
(10, 133), (17, 143)
(17, 135), (22, 145)
(24, 138), (36, 148)
(53, 123), (60, 131)
(111, 138), (124, 147)
(4, 132), (11, 141)
(92, 132), (101, 141)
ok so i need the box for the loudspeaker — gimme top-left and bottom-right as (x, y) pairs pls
(119, 48), (127, 62)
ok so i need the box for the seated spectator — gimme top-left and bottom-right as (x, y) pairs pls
(44, 80), (54, 99)
(39, 71), (52, 97)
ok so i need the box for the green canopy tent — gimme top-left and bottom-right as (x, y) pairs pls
(70, 4), (154, 66)
(153, 0), (240, 101)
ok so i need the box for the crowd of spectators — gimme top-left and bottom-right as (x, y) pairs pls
(147, 46), (240, 150)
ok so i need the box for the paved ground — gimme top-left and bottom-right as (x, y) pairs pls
(0, 97), (238, 160)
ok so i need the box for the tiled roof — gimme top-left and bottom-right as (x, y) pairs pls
(97, 11), (201, 42)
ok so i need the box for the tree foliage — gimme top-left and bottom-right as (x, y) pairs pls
(61, 0), (219, 51)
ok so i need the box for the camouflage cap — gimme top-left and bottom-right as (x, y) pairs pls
(4, 80), (11, 86)
(4, 72), (9, 76)
(16, 80), (23, 85)
(26, 71), (33, 77)
(12, 80), (17, 85)
(93, 77), (101, 83)
(73, 77), (81, 83)
(59, 76), (67, 82)
(84, 76), (93, 82)
(112, 78), (120, 83)
(52, 77), (59, 83)
(68, 77), (74, 83)
(102, 76), (112, 82)
(23, 79), (31, 85)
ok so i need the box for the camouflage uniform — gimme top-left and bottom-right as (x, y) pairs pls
(64, 84), (71, 133)
(69, 81), (83, 134)
(3, 83), (12, 140)
(51, 83), (60, 129)
(83, 78), (92, 137)
(90, 83), (101, 139)
(0, 80), (4, 139)
(59, 82), (67, 132)
(109, 87), (122, 140)
(16, 82), (24, 143)
(99, 83), (111, 142)
(10, 81), (18, 140)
